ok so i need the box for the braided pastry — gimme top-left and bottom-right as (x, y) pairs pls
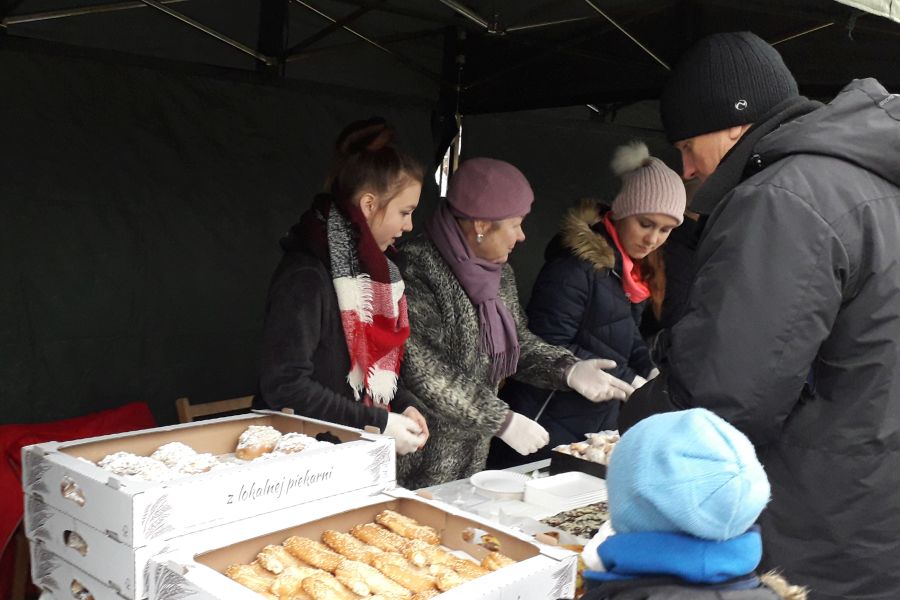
(269, 565), (322, 598)
(225, 561), (277, 594)
(375, 510), (440, 545)
(334, 559), (411, 598)
(481, 550), (516, 571)
(257, 544), (306, 574)
(371, 553), (436, 594)
(300, 572), (362, 600)
(322, 529), (382, 564)
(283, 537), (343, 572)
(351, 523), (410, 553)
(428, 564), (468, 592)
(401, 539), (452, 568)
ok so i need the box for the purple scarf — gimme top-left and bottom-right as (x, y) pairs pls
(426, 201), (520, 385)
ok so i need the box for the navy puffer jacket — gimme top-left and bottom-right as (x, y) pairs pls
(489, 201), (654, 467)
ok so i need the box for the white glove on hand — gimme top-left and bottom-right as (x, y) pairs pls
(384, 413), (423, 455)
(498, 412), (549, 456)
(581, 521), (616, 572)
(566, 359), (635, 402)
(631, 374), (648, 388)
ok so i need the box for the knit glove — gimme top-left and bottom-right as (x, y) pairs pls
(383, 413), (424, 455)
(497, 412), (549, 455)
(566, 359), (635, 402)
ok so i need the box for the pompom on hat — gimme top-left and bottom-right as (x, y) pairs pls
(609, 141), (686, 225)
(446, 158), (534, 221)
(607, 408), (771, 541)
(660, 31), (799, 143)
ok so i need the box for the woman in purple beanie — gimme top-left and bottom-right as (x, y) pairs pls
(397, 157), (634, 488)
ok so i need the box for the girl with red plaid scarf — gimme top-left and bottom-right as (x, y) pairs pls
(255, 118), (429, 455)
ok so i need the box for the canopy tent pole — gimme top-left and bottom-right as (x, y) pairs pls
(287, 0), (444, 86)
(137, 0), (275, 64)
(2, 0), (191, 26)
(771, 22), (835, 45)
(582, 0), (670, 70)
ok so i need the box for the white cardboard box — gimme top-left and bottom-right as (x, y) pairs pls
(150, 488), (578, 600)
(30, 542), (126, 600)
(24, 485), (390, 599)
(21, 411), (395, 547)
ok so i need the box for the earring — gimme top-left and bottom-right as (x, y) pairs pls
(476, 232), (484, 244)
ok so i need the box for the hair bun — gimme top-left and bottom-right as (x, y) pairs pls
(336, 117), (396, 155)
(610, 140), (651, 177)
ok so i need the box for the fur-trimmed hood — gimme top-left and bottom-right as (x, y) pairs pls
(553, 199), (617, 271)
(760, 571), (808, 600)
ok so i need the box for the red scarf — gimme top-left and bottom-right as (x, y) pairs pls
(300, 195), (409, 407)
(603, 213), (651, 304)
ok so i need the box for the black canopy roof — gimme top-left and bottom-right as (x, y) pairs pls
(3, 0), (899, 114)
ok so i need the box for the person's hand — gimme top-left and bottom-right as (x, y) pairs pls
(402, 406), (430, 449)
(498, 412), (549, 455)
(632, 374), (648, 388)
(383, 412), (424, 455)
(566, 359), (635, 402)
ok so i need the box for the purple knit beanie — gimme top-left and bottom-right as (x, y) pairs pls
(447, 158), (534, 220)
(610, 142), (686, 225)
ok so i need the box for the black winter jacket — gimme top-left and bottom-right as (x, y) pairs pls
(490, 202), (654, 467)
(254, 227), (412, 431)
(621, 79), (900, 600)
(581, 573), (801, 600)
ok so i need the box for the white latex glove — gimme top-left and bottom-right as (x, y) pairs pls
(497, 412), (549, 455)
(631, 374), (648, 388)
(566, 359), (635, 402)
(581, 520), (616, 571)
(383, 412), (423, 455)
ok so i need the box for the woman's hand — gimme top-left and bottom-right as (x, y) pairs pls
(402, 406), (430, 449)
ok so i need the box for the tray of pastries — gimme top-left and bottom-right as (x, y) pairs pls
(224, 508), (519, 599)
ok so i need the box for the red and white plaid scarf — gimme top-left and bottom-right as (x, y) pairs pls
(300, 195), (409, 407)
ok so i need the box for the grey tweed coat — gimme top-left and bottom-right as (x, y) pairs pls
(398, 236), (578, 489)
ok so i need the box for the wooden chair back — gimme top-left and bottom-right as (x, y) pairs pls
(175, 395), (254, 423)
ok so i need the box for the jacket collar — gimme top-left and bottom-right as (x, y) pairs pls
(559, 199), (616, 271)
(690, 96), (823, 216)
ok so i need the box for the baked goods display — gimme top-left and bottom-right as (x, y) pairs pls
(95, 425), (332, 481)
(539, 501), (610, 539)
(226, 509), (518, 599)
(552, 430), (619, 465)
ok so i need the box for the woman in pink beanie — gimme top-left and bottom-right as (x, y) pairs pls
(489, 141), (686, 469)
(397, 158), (635, 488)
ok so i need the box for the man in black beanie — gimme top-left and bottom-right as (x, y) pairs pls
(620, 31), (900, 600)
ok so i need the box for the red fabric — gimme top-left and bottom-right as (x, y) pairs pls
(603, 213), (652, 304)
(301, 194), (410, 407)
(0, 402), (156, 598)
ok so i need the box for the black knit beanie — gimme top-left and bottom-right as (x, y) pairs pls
(660, 32), (799, 143)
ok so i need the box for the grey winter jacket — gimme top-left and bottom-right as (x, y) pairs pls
(621, 79), (900, 600)
(398, 236), (577, 489)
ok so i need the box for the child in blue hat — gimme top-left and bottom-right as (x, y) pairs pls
(580, 409), (807, 599)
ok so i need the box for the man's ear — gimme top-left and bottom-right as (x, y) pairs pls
(727, 124), (751, 141)
(359, 192), (377, 219)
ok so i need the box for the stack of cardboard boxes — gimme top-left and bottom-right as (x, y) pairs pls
(21, 410), (576, 600)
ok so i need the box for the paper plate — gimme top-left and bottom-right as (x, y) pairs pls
(469, 470), (530, 500)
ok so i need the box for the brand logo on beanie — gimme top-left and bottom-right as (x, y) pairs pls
(734, 99), (748, 111)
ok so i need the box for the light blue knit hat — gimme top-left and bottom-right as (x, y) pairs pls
(607, 409), (770, 541)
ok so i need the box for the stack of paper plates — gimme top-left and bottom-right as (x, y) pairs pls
(523, 471), (607, 512)
(469, 470), (530, 501)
